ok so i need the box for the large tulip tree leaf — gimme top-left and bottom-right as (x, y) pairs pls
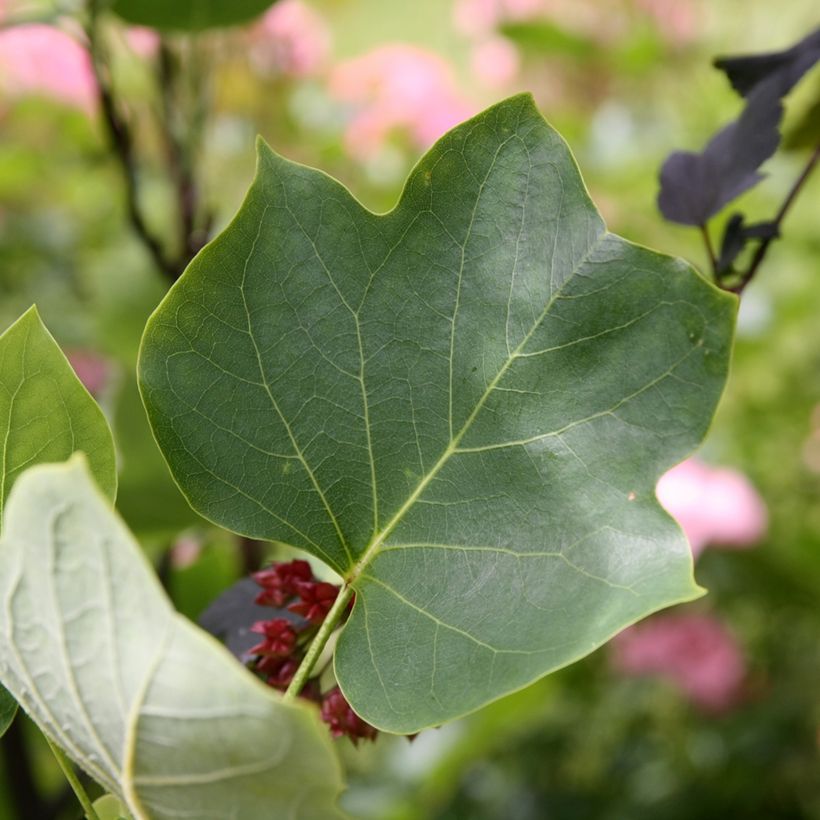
(111, 0), (277, 32)
(138, 94), (736, 733)
(0, 457), (345, 819)
(0, 306), (117, 521)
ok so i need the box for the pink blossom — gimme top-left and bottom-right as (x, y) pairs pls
(635, 0), (699, 46)
(656, 458), (767, 558)
(0, 24), (96, 112)
(249, 0), (331, 78)
(471, 35), (520, 88)
(329, 45), (474, 160)
(125, 26), (160, 59)
(453, 0), (545, 38)
(170, 535), (202, 569)
(611, 613), (746, 712)
(66, 349), (111, 397)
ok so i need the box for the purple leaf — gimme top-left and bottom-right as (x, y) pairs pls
(714, 28), (820, 98)
(658, 28), (820, 226)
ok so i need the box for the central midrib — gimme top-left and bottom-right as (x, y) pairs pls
(347, 229), (606, 583)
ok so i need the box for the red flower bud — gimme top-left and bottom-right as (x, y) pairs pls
(320, 686), (378, 746)
(253, 560), (314, 607)
(248, 617), (297, 657)
(288, 581), (339, 624)
(256, 656), (300, 690)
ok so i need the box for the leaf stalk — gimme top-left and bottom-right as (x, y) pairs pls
(699, 223), (717, 277)
(283, 585), (354, 702)
(44, 735), (102, 820)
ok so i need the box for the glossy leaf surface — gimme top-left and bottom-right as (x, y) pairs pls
(139, 94), (736, 732)
(0, 458), (344, 819)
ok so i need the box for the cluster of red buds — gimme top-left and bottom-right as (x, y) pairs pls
(249, 559), (378, 746)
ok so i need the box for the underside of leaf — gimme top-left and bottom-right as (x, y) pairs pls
(0, 458), (344, 819)
(139, 93), (736, 732)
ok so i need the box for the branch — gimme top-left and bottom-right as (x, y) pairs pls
(728, 143), (820, 295)
(157, 40), (209, 264)
(85, 2), (182, 281)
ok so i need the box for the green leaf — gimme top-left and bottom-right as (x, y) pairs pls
(0, 457), (345, 819)
(110, 0), (277, 32)
(0, 305), (117, 523)
(138, 94), (736, 733)
(0, 682), (16, 738)
(499, 21), (599, 59)
(92, 795), (131, 820)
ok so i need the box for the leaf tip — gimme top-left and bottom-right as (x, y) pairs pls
(255, 135), (278, 167)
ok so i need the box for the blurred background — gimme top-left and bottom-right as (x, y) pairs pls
(0, 1), (818, 818)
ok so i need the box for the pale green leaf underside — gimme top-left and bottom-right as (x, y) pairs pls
(138, 94), (735, 732)
(0, 458), (344, 819)
(0, 306), (117, 524)
(93, 795), (132, 820)
(111, 0), (276, 31)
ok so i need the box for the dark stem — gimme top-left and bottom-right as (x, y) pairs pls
(238, 535), (266, 575)
(728, 143), (820, 295)
(698, 223), (717, 278)
(84, 1), (186, 282)
(158, 40), (207, 264)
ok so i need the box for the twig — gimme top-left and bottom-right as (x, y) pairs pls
(238, 535), (266, 575)
(728, 143), (820, 295)
(158, 40), (207, 263)
(85, 1), (190, 281)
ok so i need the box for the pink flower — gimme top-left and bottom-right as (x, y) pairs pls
(0, 24), (96, 112)
(470, 35), (520, 88)
(453, 0), (545, 38)
(249, 0), (331, 78)
(611, 613), (746, 713)
(125, 26), (160, 59)
(656, 458), (767, 558)
(169, 535), (201, 569)
(329, 45), (474, 160)
(66, 349), (111, 396)
(635, 0), (699, 46)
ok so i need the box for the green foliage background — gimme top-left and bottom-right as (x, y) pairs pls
(0, 0), (818, 817)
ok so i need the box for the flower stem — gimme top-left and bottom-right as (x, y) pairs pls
(283, 585), (354, 702)
(44, 735), (101, 820)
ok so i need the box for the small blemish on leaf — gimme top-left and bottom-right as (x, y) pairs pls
(627, 491), (636, 501)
